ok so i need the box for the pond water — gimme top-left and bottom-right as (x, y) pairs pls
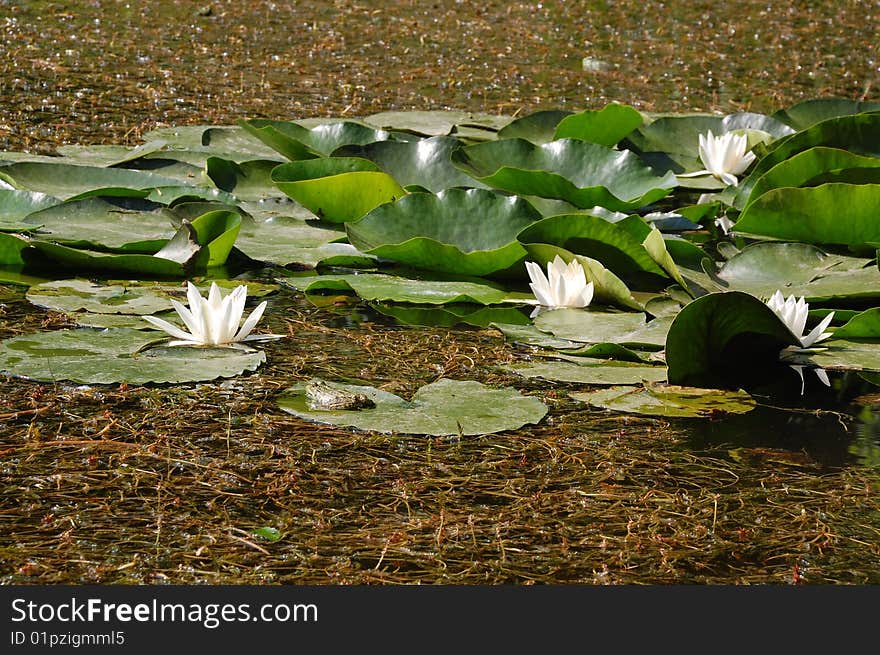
(1, 1), (879, 585)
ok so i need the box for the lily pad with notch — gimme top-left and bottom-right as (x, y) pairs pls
(277, 377), (548, 436)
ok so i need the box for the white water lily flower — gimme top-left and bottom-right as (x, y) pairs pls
(525, 255), (594, 318)
(766, 290), (835, 349)
(143, 282), (282, 349)
(765, 290), (835, 394)
(681, 130), (756, 186)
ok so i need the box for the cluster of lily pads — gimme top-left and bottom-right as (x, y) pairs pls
(2, 96), (880, 431)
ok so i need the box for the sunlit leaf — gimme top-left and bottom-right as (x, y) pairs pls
(277, 378), (547, 436)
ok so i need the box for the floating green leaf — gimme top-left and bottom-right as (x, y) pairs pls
(240, 119), (398, 160)
(772, 97), (880, 131)
(831, 308), (880, 339)
(0, 328), (266, 384)
(26, 279), (179, 315)
(205, 158), (289, 200)
(281, 271), (531, 305)
(735, 112), (880, 203)
(742, 147), (880, 209)
(507, 360), (667, 385)
(23, 197), (176, 252)
(553, 103), (644, 146)
(570, 383), (756, 417)
(333, 136), (486, 192)
(0, 161), (185, 200)
(346, 188), (541, 276)
(734, 183), (880, 248)
(451, 138), (677, 211)
(363, 109), (510, 138)
(277, 377), (547, 436)
(665, 291), (799, 388)
(534, 308), (670, 348)
(0, 188), (61, 220)
(517, 213), (667, 280)
(497, 110), (573, 143)
(271, 157), (406, 223)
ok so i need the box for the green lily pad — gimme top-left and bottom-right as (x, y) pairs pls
(812, 340), (880, 372)
(0, 188), (61, 220)
(570, 383), (756, 418)
(233, 214), (373, 268)
(240, 119), (399, 160)
(23, 197), (177, 252)
(665, 291), (800, 389)
(735, 112), (880, 203)
(333, 136), (486, 192)
(451, 138), (677, 211)
(517, 213), (668, 280)
(831, 308), (880, 339)
(25, 241), (189, 277)
(142, 125), (284, 159)
(0, 162), (184, 200)
(534, 308), (670, 348)
(271, 157), (407, 223)
(346, 188), (541, 276)
(363, 109), (510, 138)
(734, 183), (880, 248)
(205, 158), (290, 201)
(497, 110), (573, 143)
(0, 327), (266, 384)
(553, 103), (644, 146)
(490, 322), (584, 349)
(282, 271), (531, 305)
(772, 97), (880, 131)
(277, 377), (548, 436)
(54, 141), (171, 167)
(712, 242), (875, 299)
(26, 279), (179, 315)
(507, 360), (667, 385)
(743, 147), (880, 210)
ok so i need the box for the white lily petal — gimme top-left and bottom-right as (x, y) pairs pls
(142, 314), (196, 342)
(800, 311), (835, 348)
(235, 300), (267, 342)
(169, 298), (202, 339)
(813, 367), (830, 387)
(185, 282), (206, 333)
(525, 261), (554, 307)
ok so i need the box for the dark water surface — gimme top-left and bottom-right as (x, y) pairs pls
(1, 1), (880, 585)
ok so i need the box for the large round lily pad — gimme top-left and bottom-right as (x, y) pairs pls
(271, 157), (407, 223)
(733, 183), (880, 248)
(0, 328), (267, 384)
(277, 377), (548, 436)
(665, 291), (800, 389)
(333, 136), (486, 192)
(451, 138), (677, 211)
(345, 188), (542, 276)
